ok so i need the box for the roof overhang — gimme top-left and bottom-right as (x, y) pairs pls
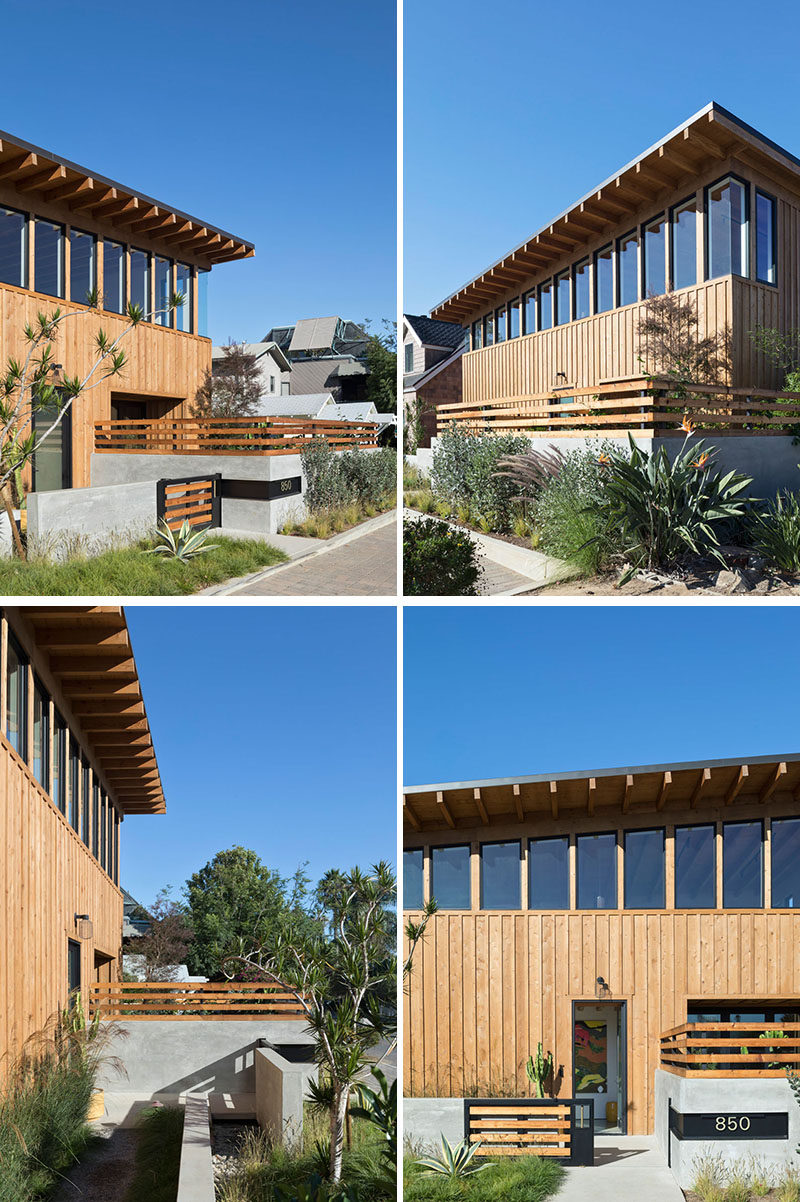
(0, 129), (254, 267)
(404, 752), (800, 834)
(431, 102), (800, 323)
(24, 606), (166, 815)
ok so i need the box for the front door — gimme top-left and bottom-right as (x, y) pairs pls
(67, 938), (81, 998)
(573, 1002), (626, 1132)
(110, 399), (147, 421)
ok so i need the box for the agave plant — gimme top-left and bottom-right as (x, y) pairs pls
(415, 1134), (493, 1178)
(144, 518), (218, 561)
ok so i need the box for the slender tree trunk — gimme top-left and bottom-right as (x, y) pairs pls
(329, 1085), (349, 1183)
(1, 482), (25, 559)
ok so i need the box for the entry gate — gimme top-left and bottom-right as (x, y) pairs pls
(464, 1097), (594, 1165)
(157, 474), (221, 532)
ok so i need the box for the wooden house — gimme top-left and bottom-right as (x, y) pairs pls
(0, 606), (165, 1066)
(0, 128), (253, 490)
(403, 755), (800, 1135)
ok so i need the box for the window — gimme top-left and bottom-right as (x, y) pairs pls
(155, 256), (172, 327)
(624, 828), (665, 908)
(6, 633), (28, 760)
(32, 677), (49, 790)
(198, 268), (210, 337)
(617, 230), (638, 305)
(69, 229), (96, 304)
(555, 271), (570, 326)
(573, 259), (590, 320)
(269, 375), (276, 393)
(756, 190), (777, 284)
(508, 297), (521, 339)
(103, 241), (125, 313)
(539, 280), (553, 330)
(472, 319), (483, 350)
(431, 845), (470, 909)
(107, 801), (115, 875)
(772, 818), (800, 907)
(34, 220), (64, 297)
(67, 939), (81, 996)
(129, 249), (150, 316)
(92, 782), (100, 859)
(523, 290), (536, 335)
(481, 841), (520, 909)
(483, 311), (494, 346)
(175, 262), (193, 331)
(495, 306), (507, 343)
(594, 245), (613, 314)
(112, 809), (120, 884)
(0, 206), (27, 287)
(644, 215), (667, 297)
(69, 736), (80, 831)
(404, 342), (414, 372)
(672, 198), (697, 290)
(529, 836), (569, 908)
(723, 821), (762, 907)
(32, 394), (71, 493)
(81, 758), (91, 847)
(675, 824), (715, 908)
(404, 849), (424, 909)
(707, 177), (748, 279)
(53, 709), (67, 814)
(576, 833), (616, 909)
(100, 792), (107, 870)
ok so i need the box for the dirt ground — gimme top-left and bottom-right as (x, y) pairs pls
(525, 574), (800, 597)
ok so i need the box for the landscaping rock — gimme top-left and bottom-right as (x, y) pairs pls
(712, 568), (753, 594)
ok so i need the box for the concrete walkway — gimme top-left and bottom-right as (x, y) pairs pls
(206, 511), (397, 597)
(555, 1135), (683, 1201)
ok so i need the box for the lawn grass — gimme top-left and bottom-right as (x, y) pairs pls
(402, 1153), (563, 1201)
(124, 1105), (184, 1202)
(0, 537), (287, 596)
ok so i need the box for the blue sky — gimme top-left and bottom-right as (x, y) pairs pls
(121, 606), (396, 908)
(404, 0), (800, 314)
(403, 606), (800, 786)
(3, 0), (395, 343)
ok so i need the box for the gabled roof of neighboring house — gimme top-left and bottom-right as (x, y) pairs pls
(405, 314), (466, 350)
(212, 341), (292, 373)
(256, 393), (334, 417)
(407, 345), (464, 393)
(285, 357), (365, 395)
(431, 101), (800, 322)
(0, 128), (253, 265)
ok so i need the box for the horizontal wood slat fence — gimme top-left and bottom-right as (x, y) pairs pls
(95, 416), (379, 455)
(437, 377), (800, 439)
(660, 1022), (800, 1077)
(157, 475), (221, 531)
(87, 981), (306, 1021)
(465, 1099), (572, 1158)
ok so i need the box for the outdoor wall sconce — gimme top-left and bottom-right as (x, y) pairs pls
(595, 976), (611, 999)
(74, 914), (93, 939)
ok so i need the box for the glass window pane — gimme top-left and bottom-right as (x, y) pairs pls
(625, 828), (665, 908)
(129, 249), (150, 316)
(198, 268), (209, 337)
(555, 271), (570, 325)
(53, 710), (66, 814)
(573, 259), (590, 319)
(81, 758), (90, 846)
(431, 845), (471, 909)
(756, 191), (776, 284)
(155, 256), (172, 327)
(404, 849), (424, 909)
(495, 306), (506, 343)
(539, 280), (553, 330)
(103, 241), (124, 313)
(772, 818), (800, 907)
(33, 397), (70, 493)
(509, 298), (521, 339)
(577, 833), (616, 909)
(69, 229), (96, 304)
(100, 793), (107, 869)
(92, 783), (100, 858)
(6, 635), (27, 759)
(34, 221), (64, 297)
(618, 231), (638, 305)
(723, 821), (762, 907)
(32, 679), (49, 790)
(672, 200), (697, 290)
(472, 319), (482, 350)
(708, 178), (748, 279)
(175, 263), (192, 331)
(523, 290), (537, 335)
(644, 216), (667, 297)
(529, 836), (569, 908)
(69, 737), (79, 831)
(594, 245), (613, 313)
(481, 841), (520, 909)
(0, 207), (27, 287)
(483, 312), (494, 346)
(675, 824), (715, 908)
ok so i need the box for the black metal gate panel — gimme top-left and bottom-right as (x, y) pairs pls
(464, 1097), (594, 1165)
(156, 474), (221, 532)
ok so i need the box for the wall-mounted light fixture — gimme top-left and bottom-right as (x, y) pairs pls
(595, 975), (611, 999)
(74, 913), (93, 940)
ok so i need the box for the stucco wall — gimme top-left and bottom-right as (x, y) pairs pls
(402, 1097), (464, 1151)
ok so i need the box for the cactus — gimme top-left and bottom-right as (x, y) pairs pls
(526, 1041), (554, 1098)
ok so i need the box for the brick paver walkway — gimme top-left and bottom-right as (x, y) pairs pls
(227, 515), (397, 596)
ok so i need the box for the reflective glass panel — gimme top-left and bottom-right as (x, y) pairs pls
(644, 215), (667, 297)
(155, 256), (172, 327)
(772, 817), (800, 908)
(69, 229), (95, 304)
(756, 191), (776, 284)
(675, 824), (715, 908)
(472, 319), (482, 350)
(529, 836), (569, 909)
(625, 828), (665, 908)
(509, 298), (521, 338)
(495, 306), (506, 343)
(103, 241), (124, 313)
(0, 207), (27, 287)
(175, 262), (193, 330)
(539, 280), (553, 330)
(32, 678), (49, 790)
(672, 199), (697, 290)
(574, 259), (590, 319)
(618, 231), (638, 305)
(577, 833), (616, 909)
(708, 178), (748, 278)
(595, 245), (613, 313)
(555, 271), (570, 325)
(6, 635), (27, 759)
(431, 845), (471, 909)
(34, 220), (64, 297)
(198, 269), (209, 337)
(481, 841), (520, 909)
(404, 849), (424, 909)
(484, 312), (494, 346)
(723, 821), (762, 907)
(523, 290), (536, 334)
(129, 249), (150, 316)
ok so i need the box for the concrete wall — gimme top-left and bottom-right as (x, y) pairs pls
(177, 1095), (215, 1202)
(255, 1047), (316, 1148)
(655, 1069), (800, 1188)
(26, 480), (154, 554)
(402, 1097), (464, 1151)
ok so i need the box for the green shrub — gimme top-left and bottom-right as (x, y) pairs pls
(431, 428), (530, 532)
(532, 445), (618, 575)
(302, 441), (396, 514)
(748, 492), (800, 574)
(125, 1105), (184, 1202)
(403, 1153), (563, 1201)
(403, 518), (482, 596)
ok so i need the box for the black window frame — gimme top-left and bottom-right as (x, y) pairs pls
(471, 319), (482, 350)
(643, 212), (668, 299)
(430, 842), (472, 910)
(572, 257), (591, 320)
(81, 756), (91, 847)
(403, 847), (424, 910)
(539, 279), (553, 330)
(508, 297), (521, 339)
(722, 818), (763, 909)
(522, 289), (537, 335)
(675, 822), (717, 909)
(576, 830), (618, 911)
(0, 204), (29, 289)
(175, 261), (193, 332)
(479, 839), (521, 910)
(32, 673), (50, 792)
(616, 228), (639, 306)
(483, 311), (494, 346)
(67, 938), (81, 997)
(6, 630), (29, 763)
(593, 243), (614, 314)
(68, 227), (97, 305)
(33, 218), (65, 299)
(670, 194), (699, 291)
(494, 304), (507, 343)
(528, 834), (570, 910)
(554, 269), (571, 326)
(52, 707), (67, 815)
(704, 172), (750, 282)
(92, 781), (100, 859)
(68, 733), (80, 831)
(623, 826), (666, 910)
(102, 239), (126, 314)
(755, 187), (778, 286)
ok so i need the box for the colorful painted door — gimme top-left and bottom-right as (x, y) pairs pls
(574, 1019), (608, 1094)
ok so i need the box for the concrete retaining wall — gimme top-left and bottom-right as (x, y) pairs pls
(403, 1097), (464, 1151)
(655, 1069), (799, 1188)
(177, 1095), (215, 1202)
(26, 480), (154, 554)
(255, 1046), (316, 1147)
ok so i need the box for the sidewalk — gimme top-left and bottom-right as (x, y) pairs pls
(556, 1135), (683, 1201)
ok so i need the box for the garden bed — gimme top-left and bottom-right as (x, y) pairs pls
(402, 1154), (563, 1201)
(281, 495), (396, 539)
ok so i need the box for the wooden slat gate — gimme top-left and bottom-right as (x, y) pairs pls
(464, 1097), (594, 1165)
(157, 474), (221, 532)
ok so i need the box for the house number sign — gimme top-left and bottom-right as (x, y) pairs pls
(669, 1107), (788, 1140)
(265, 476), (302, 500)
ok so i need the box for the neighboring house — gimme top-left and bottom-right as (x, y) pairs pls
(0, 127), (252, 490)
(0, 606), (165, 1065)
(403, 753), (800, 1137)
(122, 888), (151, 938)
(263, 316), (371, 403)
(211, 341), (292, 400)
(255, 392), (396, 436)
(402, 315), (465, 448)
(122, 954), (207, 984)
(428, 102), (800, 489)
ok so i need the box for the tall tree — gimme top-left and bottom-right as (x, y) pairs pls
(125, 889), (194, 981)
(363, 318), (397, 414)
(192, 341), (264, 418)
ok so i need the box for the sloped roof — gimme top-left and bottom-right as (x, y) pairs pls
(256, 393), (334, 417)
(212, 341), (292, 373)
(405, 314), (466, 349)
(289, 316), (341, 353)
